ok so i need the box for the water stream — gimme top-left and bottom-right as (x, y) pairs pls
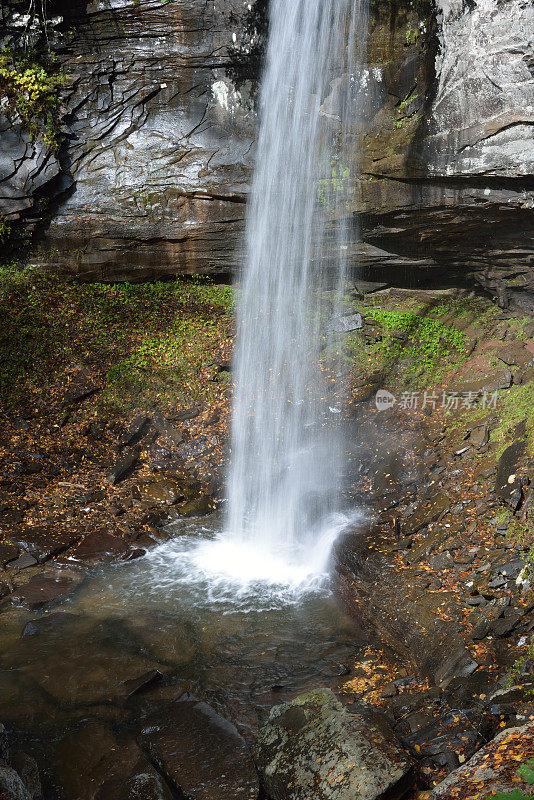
(225, 0), (366, 574)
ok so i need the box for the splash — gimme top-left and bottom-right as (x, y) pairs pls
(224, 0), (367, 578)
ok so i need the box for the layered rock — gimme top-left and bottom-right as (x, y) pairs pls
(1, 0), (533, 294)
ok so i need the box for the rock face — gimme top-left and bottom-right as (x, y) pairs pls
(2, 0), (257, 279)
(254, 688), (415, 800)
(1, 0), (533, 293)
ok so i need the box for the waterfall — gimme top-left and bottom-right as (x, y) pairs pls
(225, 0), (367, 579)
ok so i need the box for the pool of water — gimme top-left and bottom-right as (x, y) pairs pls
(0, 514), (367, 797)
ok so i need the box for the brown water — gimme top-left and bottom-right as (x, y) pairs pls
(0, 515), (366, 798)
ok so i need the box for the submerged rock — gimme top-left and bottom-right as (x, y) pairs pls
(140, 695), (259, 800)
(254, 688), (415, 800)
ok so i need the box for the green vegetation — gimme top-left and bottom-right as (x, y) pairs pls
(0, 266), (234, 411)
(488, 382), (534, 457)
(0, 49), (64, 150)
(317, 157), (351, 213)
(489, 757), (534, 799)
(356, 303), (469, 386)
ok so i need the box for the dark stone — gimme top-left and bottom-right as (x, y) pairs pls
(9, 752), (41, 800)
(140, 695), (259, 800)
(121, 415), (152, 448)
(6, 553), (37, 571)
(471, 597), (510, 640)
(108, 451), (139, 484)
(470, 425), (489, 449)
(434, 648), (478, 687)
(73, 531), (129, 560)
(403, 494), (450, 536)
(489, 612), (522, 637)
(153, 413), (183, 448)
(54, 723), (174, 800)
(64, 374), (100, 405)
(496, 440), (527, 506)
(9, 574), (78, 610)
(115, 669), (163, 701)
(168, 408), (201, 423)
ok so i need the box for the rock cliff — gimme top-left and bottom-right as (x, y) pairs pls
(0, 0), (533, 298)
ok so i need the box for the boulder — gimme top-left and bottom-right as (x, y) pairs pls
(254, 688), (415, 800)
(140, 695), (259, 800)
(72, 531), (129, 560)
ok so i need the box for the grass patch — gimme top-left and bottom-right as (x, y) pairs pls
(0, 266), (234, 411)
(353, 301), (470, 386)
(489, 382), (534, 457)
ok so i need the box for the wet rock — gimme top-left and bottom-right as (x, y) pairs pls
(496, 440), (527, 507)
(115, 669), (163, 701)
(121, 415), (152, 448)
(97, 771), (174, 800)
(9, 753), (41, 800)
(9, 573), (79, 610)
(72, 531), (128, 560)
(254, 688), (415, 800)
(140, 695), (259, 800)
(55, 723), (174, 800)
(108, 450), (139, 485)
(7, 525), (80, 564)
(6, 554), (37, 571)
(21, 631), (165, 704)
(175, 495), (213, 518)
(448, 357), (512, 395)
(0, 765), (32, 800)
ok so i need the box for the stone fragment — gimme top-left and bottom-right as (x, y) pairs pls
(496, 440), (527, 507)
(108, 450), (138, 484)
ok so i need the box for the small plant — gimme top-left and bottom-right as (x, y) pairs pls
(0, 48), (64, 150)
(490, 757), (534, 799)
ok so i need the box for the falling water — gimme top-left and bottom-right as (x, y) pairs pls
(223, 0), (367, 582)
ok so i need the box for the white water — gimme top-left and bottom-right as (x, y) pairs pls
(220, 0), (367, 582)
